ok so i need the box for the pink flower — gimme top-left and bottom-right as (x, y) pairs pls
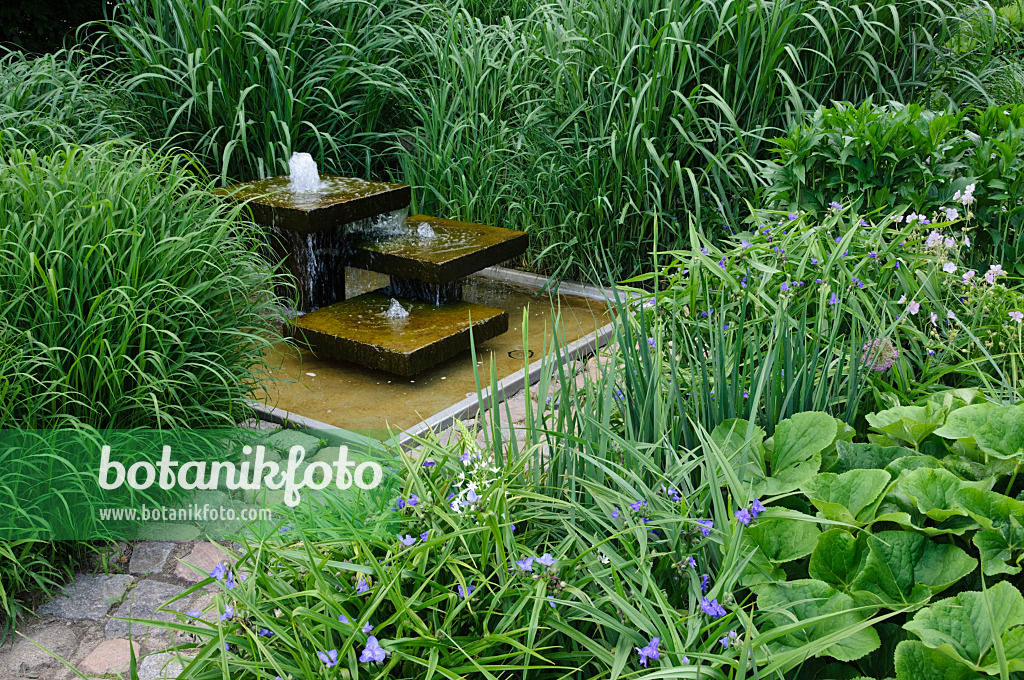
(930, 313), (938, 326)
(985, 264), (1005, 285)
(963, 270), (976, 283)
(1010, 311), (1024, 323)
(898, 294), (907, 304)
(947, 310), (956, 320)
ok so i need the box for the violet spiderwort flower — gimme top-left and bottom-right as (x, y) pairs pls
(362, 623), (374, 633)
(697, 519), (713, 537)
(459, 451), (471, 464)
(423, 460), (435, 467)
(943, 262), (957, 274)
(810, 257), (818, 265)
(701, 574), (711, 593)
(686, 556), (697, 569)
(751, 498), (765, 518)
(636, 636), (661, 667)
(466, 488), (479, 503)
(780, 282), (790, 293)
(219, 605), (233, 622)
(701, 247), (709, 255)
(398, 534), (416, 546)
(963, 270), (976, 283)
(788, 213), (798, 221)
(869, 251), (877, 258)
(225, 571), (236, 589)
(394, 498), (406, 511)
(945, 207), (959, 220)
(420, 531), (430, 541)
(184, 610), (201, 618)
(735, 508), (752, 525)
(1011, 311), (1024, 323)
(458, 583), (475, 598)
(318, 649), (340, 667)
(718, 257), (727, 270)
(339, 614), (350, 624)
(356, 579), (369, 594)
(907, 301), (920, 315)
(360, 637), (388, 663)
(944, 237), (955, 248)
(930, 312), (938, 327)
(740, 239), (752, 249)
(210, 563), (226, 581)
(628, 499), (647, 512)
(700, 596), (727, 618)
(259, 628), (274, 637)
(515, 556), (535, 572)
(547, 595), (556, 608)
(510, 523), (516, 532)
(860, 219), (868, 227)
(834, 237), (842, 243)
(948, 310), (956, 320)
(611, 507), (620, 519)
(829, 201), (842, 210)
(537, 553), (556, 567)
(407, 494), (419, 507)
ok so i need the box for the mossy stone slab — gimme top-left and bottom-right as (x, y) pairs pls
(348, 215), (528, 283)
(289, 291), (508, 376)
(214, 175), (410, 234)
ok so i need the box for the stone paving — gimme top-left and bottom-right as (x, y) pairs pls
(1, 540), (239, 680)
(0, 540), (235, 680)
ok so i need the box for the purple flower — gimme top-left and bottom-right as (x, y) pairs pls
(611, 507), (620, 519)
(907, 301), (920, 315)
(184, 610), (201, 618)
(458, 583), (476, 598)
(810, 257), (818, 265)
(751, 499), (765, 518)
(701, 574), (711, 593)
(718, 257), (727, 270)
(459, 451), (471, 464)
(259, 628), (274, 637)
(834, 237), (842, 243)
(423, 460), (435, 467)
(685, 556), (697, 569)
(339, 614), (350, 624)
(466, 488), (479, 503)
(318, 649), (340, 667)
(209, 563), (226, 581)
(735, 508), (752, 525)
(359, 637), (387, 664)
(219, 605), (233, 622)
(515, 556), (535, 572)
(394, 498), (406, 511)
(398, 534), (416, 546)
(700, 597), (727, 618)
(510, 523), (516, 532)
(628, 499), (647, 512)
(829, 201), (842, 210)
(740, 239), (752, 249)
(869, 251), (877, 258)
(407, 494), (419, 507)
(537, 553), (556, 567)
(420, 530), (430, 541)
(356, 579), (370, 594)
(547, 595), (556, 608)
(697, 520), (713, 537)
(362, 623), (374, 634)
(788, 213), (798, 221)
(780, 282), (790, 292)
(1010, 311), (1023, 323)
(860, 219), (869, 227)
(636, 636), (661, 667)
(225, 570), (236, 590)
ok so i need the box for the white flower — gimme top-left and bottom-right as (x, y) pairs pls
(942, 262), (957, 274)
(898, 294), (907, 304)
(925, 231), (944, 248)
(947, 310), (956, 319)
(964, 234), (971, 247)
(944, 237), (955, 248)
(985, 264), (1005, 285)
(963, 269), (976, 283)
(1010, 311), (1023, 324)
(945, 207), (959, 220)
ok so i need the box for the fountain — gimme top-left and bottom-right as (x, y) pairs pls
(215, 157), (528, 376)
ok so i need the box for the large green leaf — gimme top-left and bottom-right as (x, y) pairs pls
(754, 579), (881, 662)
(894, 640), (987, 680)
(759, 412), (837, 495)
(867, 403), (947, 448)
(954, 487), (1024, 576)
(836, 440), (916, 473)
(903, 581), (1024, 674)
(896, 468), (992, 523)
(801, 469), (892, 526)
(935, 403), (1024, 460)
(809, 528), (869, 593)
(850, 531), (977, 609)
(746, 517), (821, 563)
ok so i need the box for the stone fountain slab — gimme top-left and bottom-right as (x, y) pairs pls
(348, 215), (528, 283)
(289, 291), (508, 376)
(214, 175), (410, 234)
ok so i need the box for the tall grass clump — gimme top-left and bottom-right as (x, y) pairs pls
(0, 49), (142, 152)
(102, 0), (412, 183)
(0, 141), (287, 429)
(397, 0), (989, 280)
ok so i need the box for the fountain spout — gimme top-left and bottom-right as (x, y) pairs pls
(288, 152), (323, 193)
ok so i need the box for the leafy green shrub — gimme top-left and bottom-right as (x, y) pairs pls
(0, 140), (286, 428)
(763, 101), (1024, 273)
(0, 49), (141, 152)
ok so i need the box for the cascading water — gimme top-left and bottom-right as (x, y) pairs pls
(383, 298), (410, 319)
(416, 222), (437, 238)
(288, 152), (324, 193)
